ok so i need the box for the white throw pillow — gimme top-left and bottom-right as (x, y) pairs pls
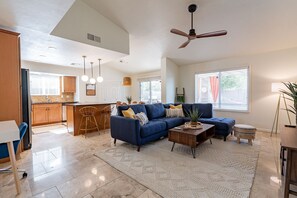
(134, 112), (149, 126)
(166, 109), (184, 118)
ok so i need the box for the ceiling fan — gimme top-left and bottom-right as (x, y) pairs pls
(171, 4), (227, 49)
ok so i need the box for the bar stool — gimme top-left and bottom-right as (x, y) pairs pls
(99, 106), (114, 131)
(78, 106), (100, 137)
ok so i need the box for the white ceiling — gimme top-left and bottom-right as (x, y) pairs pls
(1, 0), (297, 73)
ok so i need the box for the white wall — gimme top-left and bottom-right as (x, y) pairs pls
(21, 60), (131, 103)
(161, 57), (179, 103)
(178, 47), (297, 131)
(130, 70), (161, 102)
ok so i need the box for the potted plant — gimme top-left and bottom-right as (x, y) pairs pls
(281, 82), (297, 128)
(126, 96), (132, 104)
(188, 109), (201, 127)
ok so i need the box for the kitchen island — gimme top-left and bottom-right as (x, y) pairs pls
(66, 103), (114, 136)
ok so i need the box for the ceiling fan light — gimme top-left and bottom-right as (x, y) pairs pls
(97, 76), (103, 83)
(90, 78), (96, 84)
(81, 75), (89, 82)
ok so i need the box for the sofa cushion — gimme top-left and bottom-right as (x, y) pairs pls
(199, 117), (235, 131)
(163, 117), (184, 129)
(182, 104), (192, 117)
(118, 104), (147, 116)
(145, 103), (165, 120)
(192, 103), (213, 118)
(140, 120), (167, 138)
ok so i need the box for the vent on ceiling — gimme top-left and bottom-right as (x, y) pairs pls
(87, 33), (101, 43)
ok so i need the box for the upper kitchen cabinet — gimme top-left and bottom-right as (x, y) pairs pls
(61, 76), (76, 93)
(0, 29), (21, 124)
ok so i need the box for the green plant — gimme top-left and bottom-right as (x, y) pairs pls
(281, 82), (297, 126)
(188, 109), (201, 123)
(176, 95), (185, 103)
(126, 96), (132, 104)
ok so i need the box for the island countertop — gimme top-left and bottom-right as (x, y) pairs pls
(65, 102), (115, 106)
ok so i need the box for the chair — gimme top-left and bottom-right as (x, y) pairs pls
(116, 101), (122, 107)
(0, 122), (28, 178)
(99, 106), (114, 131)
(78, 106), (100, 137)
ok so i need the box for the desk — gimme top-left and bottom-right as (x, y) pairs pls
(0, 120), (21, 194)
(281, 126), (297, 197)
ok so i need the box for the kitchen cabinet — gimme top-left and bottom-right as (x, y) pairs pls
(0, 29), (21, 125)
(61, 76), (76, 93)
(32, 103), (62, 126)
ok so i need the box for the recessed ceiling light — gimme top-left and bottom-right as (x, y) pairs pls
(48, 46), (56, 50)
(39, 55), (46, 57)
(70, 63), (80, 66)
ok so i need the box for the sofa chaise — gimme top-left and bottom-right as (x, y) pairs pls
(111, 103), (235, 151)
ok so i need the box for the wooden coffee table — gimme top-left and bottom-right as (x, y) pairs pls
(168, 123), (215, 158)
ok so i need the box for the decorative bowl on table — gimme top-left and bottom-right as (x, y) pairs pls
(184, 122), (203, 129)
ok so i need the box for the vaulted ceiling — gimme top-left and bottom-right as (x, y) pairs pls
(1, 0), (297, 74)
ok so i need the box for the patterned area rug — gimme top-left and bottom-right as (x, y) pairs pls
(95, 137), (260, 198)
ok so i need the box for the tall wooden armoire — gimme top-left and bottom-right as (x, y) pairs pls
(0, 28), (22, 125)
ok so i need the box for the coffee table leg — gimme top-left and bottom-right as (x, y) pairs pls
(209, 138), (212, 144)
(191, 147), (196, 158)
(171, 142), (175, 151)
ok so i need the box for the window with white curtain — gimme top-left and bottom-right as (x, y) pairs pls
(139, 78), (161, 104)
(30, 73), (61, 95)
(195, 67), (249, 111)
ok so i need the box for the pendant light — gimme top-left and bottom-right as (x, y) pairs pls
(89, 62), (96, 84)
(97, 58), (104, 83)
(81, 56), (89, 82)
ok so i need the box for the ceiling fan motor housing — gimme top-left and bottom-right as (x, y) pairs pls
(189, 29), (196, 36)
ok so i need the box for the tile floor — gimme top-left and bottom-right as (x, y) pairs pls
(0, 124), (295, 198)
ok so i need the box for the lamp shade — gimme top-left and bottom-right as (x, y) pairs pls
(271, 82), (287, 93)
(123, 77), (131, 86)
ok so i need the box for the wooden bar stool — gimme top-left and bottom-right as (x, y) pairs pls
(78, 106), (100, 137)
(99, 106), (114, 131)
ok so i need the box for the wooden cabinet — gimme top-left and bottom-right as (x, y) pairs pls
(0, 29), (21, 125)
(32, 103), (62, 126)
(61, 76), (76, 93)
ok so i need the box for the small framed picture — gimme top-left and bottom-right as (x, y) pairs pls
(86, 84), (96, 96)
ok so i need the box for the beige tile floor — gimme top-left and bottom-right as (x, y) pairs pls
(0, 124), (295, 198)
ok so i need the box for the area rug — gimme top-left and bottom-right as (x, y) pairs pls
(95, 138), (260, 198)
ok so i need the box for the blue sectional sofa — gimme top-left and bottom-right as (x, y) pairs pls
(111, 103), (235, 151)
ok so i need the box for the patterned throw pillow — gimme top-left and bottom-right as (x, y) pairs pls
(166, 109), (184, 117)
(134, 112), (149, 126)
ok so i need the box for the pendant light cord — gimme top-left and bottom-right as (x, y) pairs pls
(91, 62), (94, 77)
(98, 59), (101, 76)
(83, 56), (86, 74)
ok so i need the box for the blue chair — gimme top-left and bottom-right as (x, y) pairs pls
(0, 122), (28, 178)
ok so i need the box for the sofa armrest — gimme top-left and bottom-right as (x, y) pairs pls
(110, 116), (141, 146)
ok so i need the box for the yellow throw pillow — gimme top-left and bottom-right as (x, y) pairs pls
(122, 108), (135, 119)
(170, 104), (182, 109)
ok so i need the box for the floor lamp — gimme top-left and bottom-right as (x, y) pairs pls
(270, 83), (292, 136)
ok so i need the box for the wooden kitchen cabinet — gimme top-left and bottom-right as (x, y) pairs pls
(32, 103), (62, 126)
(0, 29), (21, 125)
(61, 76), (76, 93)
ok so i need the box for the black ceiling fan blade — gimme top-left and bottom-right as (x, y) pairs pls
(179, 40), (191, 48)
(196, 30), (227, 38)
(170, 29), (189, 37)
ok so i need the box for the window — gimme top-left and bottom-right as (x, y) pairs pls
(30, 73), (61, 95)
(140, 79), (161, 104)
(195, 68), (249, 111)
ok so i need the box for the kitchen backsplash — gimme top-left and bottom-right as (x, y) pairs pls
(31, 93), (75, 103)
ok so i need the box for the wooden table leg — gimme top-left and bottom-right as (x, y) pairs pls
(171, 142), (175, 151)
(284, 149), (291, 198)
(7, 141), (21, 194)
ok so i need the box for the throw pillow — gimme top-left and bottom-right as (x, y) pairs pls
(134, 112), (149, 126)
(166, 109), (184, 117)
(170, 104), (182, 109)
(122, 108), (135, 119)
